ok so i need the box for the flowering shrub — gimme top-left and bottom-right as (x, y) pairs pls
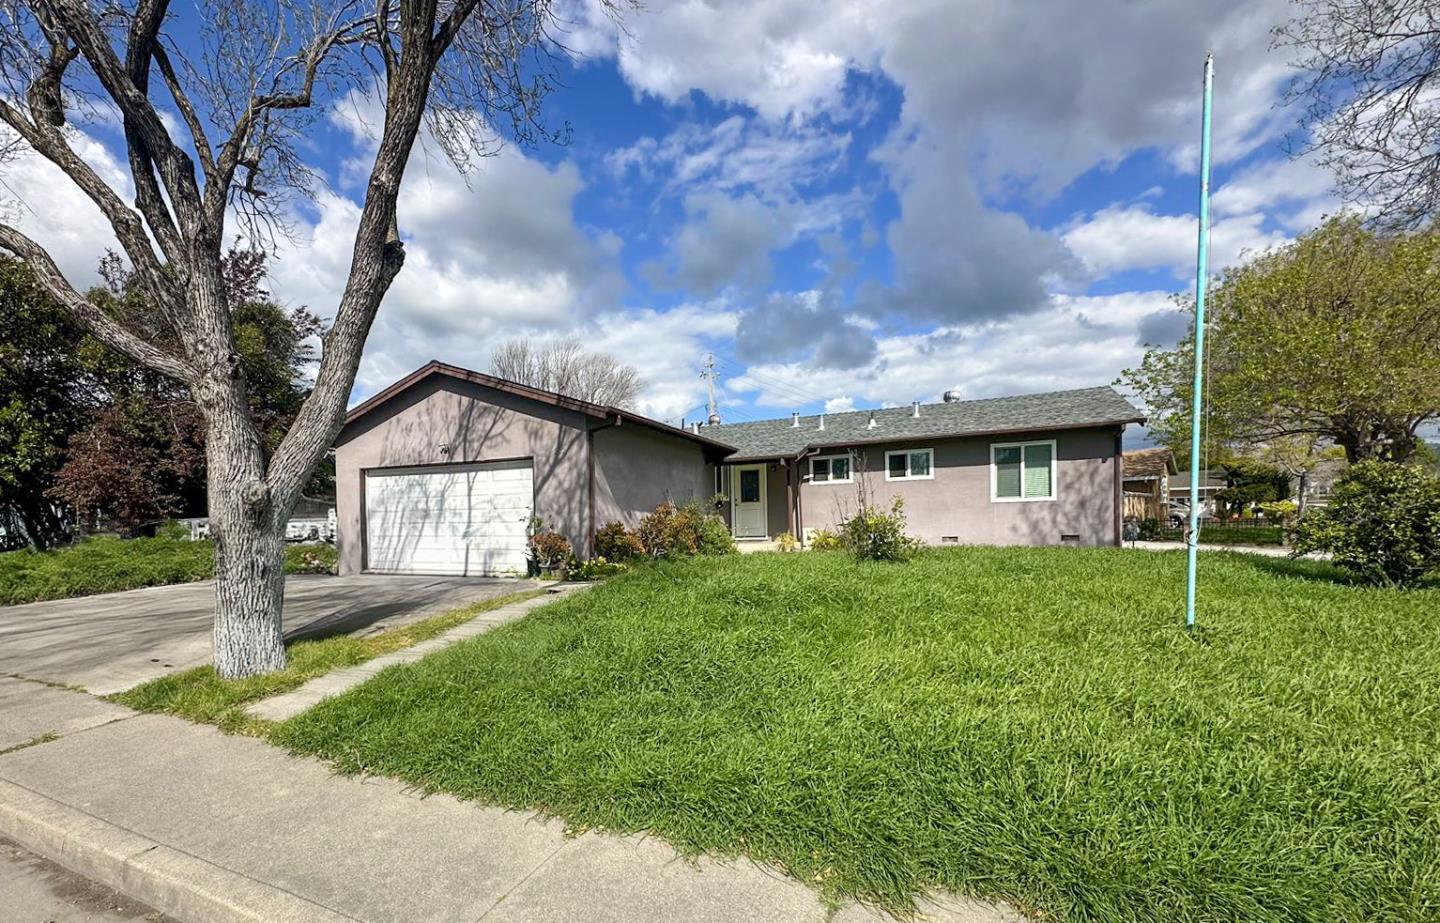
(567, 556), (629, 580)
(528, 529), (573, 574)
(594, 521), (645, 561)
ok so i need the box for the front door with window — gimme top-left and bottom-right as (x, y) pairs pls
(731, 465), (767, 538)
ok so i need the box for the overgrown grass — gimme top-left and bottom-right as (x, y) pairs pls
(274, 548), (1440, 922)
(112, 588), (545, 735)
(0, 537), (339, 605)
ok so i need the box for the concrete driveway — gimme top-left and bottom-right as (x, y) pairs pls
(0, 575), (539, 695)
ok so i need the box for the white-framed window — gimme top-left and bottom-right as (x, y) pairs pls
(809, 453), (853, 484)
(991, 439), (1056, 502)
(884, 448), (934, 481)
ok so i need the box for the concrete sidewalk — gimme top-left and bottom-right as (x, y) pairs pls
(246, 587), (584, 723)
(0, 685), (1017, 923)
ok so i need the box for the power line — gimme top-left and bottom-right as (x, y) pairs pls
(709, 354), (837, 409)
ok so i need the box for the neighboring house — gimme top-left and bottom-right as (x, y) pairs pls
(701, 387), (1144, 548)
(333, 362), (731, 576)
(1122, 447), (1177, 521)
(1169, 469), (1225, 516)
(333, 362), (1145, 575)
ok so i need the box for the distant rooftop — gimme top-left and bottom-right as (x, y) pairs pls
(703, 386), (1144, 460)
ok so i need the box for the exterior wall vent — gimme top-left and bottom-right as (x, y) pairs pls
(943, 390), (962, 403)
(941, 535), (959, 543)
(1060, 533), (1081, 546)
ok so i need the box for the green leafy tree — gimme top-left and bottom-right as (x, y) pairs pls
(1121, 217), (1440, 466)
(51, 251), (325, 533)
(0, 259), (95, 548)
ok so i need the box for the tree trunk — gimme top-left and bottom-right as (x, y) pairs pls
(200, 371), (288, 679)
(210, 494), (287, 678)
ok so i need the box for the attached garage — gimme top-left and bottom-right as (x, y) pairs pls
(333, 362), (734, 578)
(363, 460), (534, 576)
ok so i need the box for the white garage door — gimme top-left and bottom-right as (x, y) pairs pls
(363, 460), (534, 576)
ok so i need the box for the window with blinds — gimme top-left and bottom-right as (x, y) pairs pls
(991, 440), (1056, 501)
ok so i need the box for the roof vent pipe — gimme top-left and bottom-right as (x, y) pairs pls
(911, 401), (920, 418)
(791, 412), (800, 428)
(867, 411), (877, 429)
(943, 389), (962, 403)
(818, 414), (825, 431)
(690, 422), (700, 434)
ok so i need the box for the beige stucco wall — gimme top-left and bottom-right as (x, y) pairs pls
(334, 376), (592, 575)
(793, 427), (1121, 547)
(592, 423), (716, 527)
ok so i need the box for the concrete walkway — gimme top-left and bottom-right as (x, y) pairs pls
(245, 586), (586, 722)
(0, 684), (1017, 923)
(0, 574), (539, 695)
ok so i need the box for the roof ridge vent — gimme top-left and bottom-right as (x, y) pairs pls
(867, 410), (877, 429)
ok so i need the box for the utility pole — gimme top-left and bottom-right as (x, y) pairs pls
(702, 354), (721, 425)
(1185, 52), (1214, 634)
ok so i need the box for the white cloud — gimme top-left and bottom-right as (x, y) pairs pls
(1211, 155), (1338, 226)
(1062, 204), (1290, 279)
(0, 127), (131, 288)
(825, 396), (855, 413)
(731, 290), (1174, 410)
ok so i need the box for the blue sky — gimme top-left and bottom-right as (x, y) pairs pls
(9, 0), (1340, 440)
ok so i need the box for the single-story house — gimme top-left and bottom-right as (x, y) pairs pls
(1169, 469), (1226, 517)
(1122, 447), (1178, 521)
(333, 361), (1145, 576)
(700, 387), (1143, 548)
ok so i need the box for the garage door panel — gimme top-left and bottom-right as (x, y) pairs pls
(363, 461), (535, 576)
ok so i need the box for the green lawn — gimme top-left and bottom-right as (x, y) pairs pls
(113, 588), (546, 735)
(0, 536), (338, 606)
(273, 548), (1439, 922)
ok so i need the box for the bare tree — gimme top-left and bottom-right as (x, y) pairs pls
(0, 0), (627, 677)
(490, 337), (644, 408)
(1276, 0), (1440, 228)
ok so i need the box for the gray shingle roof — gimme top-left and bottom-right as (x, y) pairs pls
(703, 386), (1143, 459)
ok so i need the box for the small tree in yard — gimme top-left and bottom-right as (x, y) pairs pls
(1121, 218), (1440, 467)
(0, 0), (628, 677)
(1292, 461), (1440, 588)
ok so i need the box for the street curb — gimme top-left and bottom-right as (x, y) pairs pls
(0, 777), (356, 923)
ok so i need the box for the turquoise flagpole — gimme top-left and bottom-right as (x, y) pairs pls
(1185, 53), (1214, 632)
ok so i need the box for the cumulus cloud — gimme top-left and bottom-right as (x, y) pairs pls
(642, 192), (796, 294)
(0, 126), (130, 288)
(733, 291), (878, 370)
(1062, 204), (1290, 279)
(730, 290), (1173, 410)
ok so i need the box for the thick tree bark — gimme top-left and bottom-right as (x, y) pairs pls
(202, 370), (289, 677)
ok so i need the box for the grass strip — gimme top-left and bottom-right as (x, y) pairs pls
(111, 588), (546, 736)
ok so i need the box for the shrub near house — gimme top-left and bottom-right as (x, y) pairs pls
(1292, 461), (1440, 587)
